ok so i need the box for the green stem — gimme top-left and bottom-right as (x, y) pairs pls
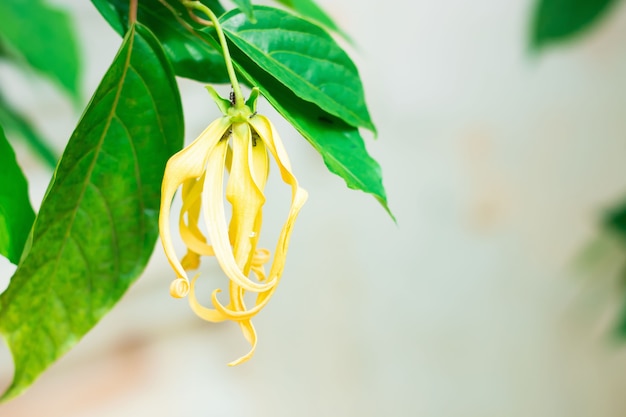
(182, 1), (244, 107)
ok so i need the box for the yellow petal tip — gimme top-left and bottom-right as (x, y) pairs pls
(170, 277), (190, 298)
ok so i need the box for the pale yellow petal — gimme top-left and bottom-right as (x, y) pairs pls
(248, 115), (308, 287)
(251, 248), (270, 281)
(179, 176), (206, 270)
(246, 129), (270, 274)
(228, 319), (257, 366)
(209, 116), (307, 321)
(226, 122), (265, 267)
(211, 284), (276, 320)
(188, 274), (228, 322)
(170, 278), (190, 299)
(161, 106), (307, 367)
(249, 130), (270, 196)
(159, 117), (231, 284)
(202, 125), (277, 293)
(179, 174), (216, 258)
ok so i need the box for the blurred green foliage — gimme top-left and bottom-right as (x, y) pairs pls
(530, 0), (620, 49)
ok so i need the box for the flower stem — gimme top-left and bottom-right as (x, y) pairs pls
(129, 0), (138, 24)
(182, 1), (244, 108)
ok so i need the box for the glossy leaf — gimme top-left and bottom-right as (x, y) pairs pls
(226, 38), (392, 218)
(0, 0), (81, 100)
(0, 92), (58, 169)
(0, 125), (35, 265)
(531, 0), (619, 49)
(274, 0), (351, 41)
(91, 0), (229, 83)
(0, 23), (183, 400)
(220, 6), (375, 133)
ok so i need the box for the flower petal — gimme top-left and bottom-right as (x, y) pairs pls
(248, 115), (308, 287)
(202, 124), (277, 293)
(228, 319), (258, 366)
(179, 176), (207, 270)
(211, 285), (276, 320)
(226, 122), (264, 267)
(188, 274), (228, 323)
(159, 117), (231, 285)
(211, 116), (308, 321)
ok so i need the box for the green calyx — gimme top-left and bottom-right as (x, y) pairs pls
(207, 85), (261, 122)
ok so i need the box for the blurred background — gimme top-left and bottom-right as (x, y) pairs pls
(3, 0), (626, 416)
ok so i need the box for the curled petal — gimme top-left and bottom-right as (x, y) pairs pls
(229, 319), (257, 366)
(188, 274), (228, 323)
(161, 108), (307, 367)
(187, 246), (270, 321)
(211, 285), (277, 321)
(251, 248), (270, 281)
(210, 248), (274, 322)
(170, 277), (190, 298)
(208, 116), (307, 322)
(227, 282), (259, 366)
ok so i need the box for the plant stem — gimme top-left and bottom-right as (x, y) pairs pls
(182, 1), (244, 108)
(129, 0), (138, 25)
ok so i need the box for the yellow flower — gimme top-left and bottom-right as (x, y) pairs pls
(159, 87), (307, 365)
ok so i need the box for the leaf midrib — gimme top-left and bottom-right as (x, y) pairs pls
(0, 27), (136, 324)
(225, 27), (369, 129)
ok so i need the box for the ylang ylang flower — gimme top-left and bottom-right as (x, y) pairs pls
(159, 87), (307, 365)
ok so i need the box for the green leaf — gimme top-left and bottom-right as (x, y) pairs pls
(231, 0), (256, 22)
(0, 125), (35, 265)
(273, 0), (351, 42)
(219, 6), (375, 133)
(226, 38), (392, 218)
(91, 0), (229, 83)
(0, 23), (183, 400)
(0, 0), (81, 100)
(530, 0), (619, 49)
(0, 92), (58, 169)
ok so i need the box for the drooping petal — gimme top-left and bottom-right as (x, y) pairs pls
(249, 115), (308, 291)
(160, 96), (307, 366)
(211, 285), (276, 320)
(202, 124), (277, 293)
(226, 122), (265, 269)
(189, 247), (271, 327)
(186, 138), (232, 323)
(229, 318), (258, 366)
(188, 274), (228, 323)
(208, 116), (307, 322)
(223, 122), (272, 326)
(179, 176), (206, 270)
(247, 128), (270, 271)
(159, 117), (231, 295)
(249, 131), (270, 194)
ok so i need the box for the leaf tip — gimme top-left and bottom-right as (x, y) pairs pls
(376, 196), (396, 224)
